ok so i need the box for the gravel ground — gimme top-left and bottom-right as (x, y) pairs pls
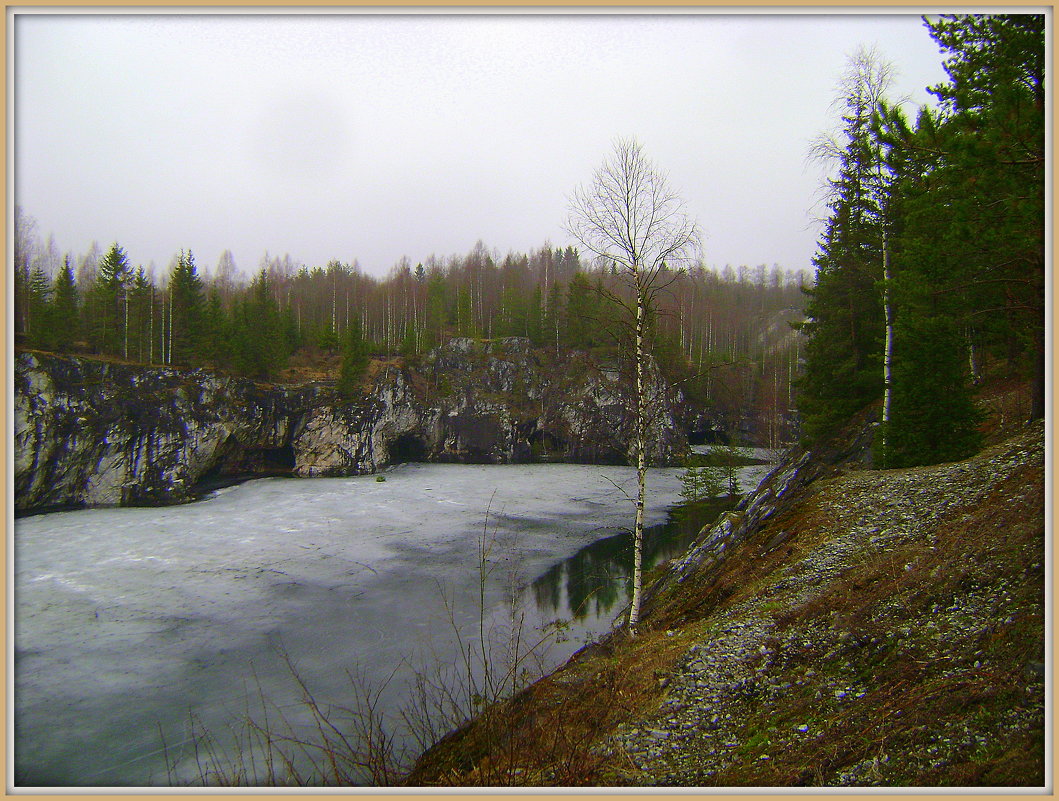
(597, 422), (1046, 786)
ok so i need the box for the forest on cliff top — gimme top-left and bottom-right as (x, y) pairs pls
(14, 231), (809, 448)
(13, 14), (1046, 470)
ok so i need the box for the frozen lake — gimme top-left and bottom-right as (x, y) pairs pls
(14, 461), (773, 787)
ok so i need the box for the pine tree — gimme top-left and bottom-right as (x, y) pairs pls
(127, 268), (154, 363)
(886, 314), (982, 467)
(563, 272), (599, 349)
(336, 318), (371, 398)
(231, 269), (287, 379)
(89, 243), (132, 356)
(798, 49), (893, 443)
(169, 250), (205, 365)
(27, 264), (52, 347)
(923, 14), (1045, 419)
(50, 257), (80, 351)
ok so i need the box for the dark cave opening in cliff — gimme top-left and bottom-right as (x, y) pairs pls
(388, 433), (428, 464)
(260, 443), (296, 471)
(192, 441), (296, 497)
(688, 430), (717, 446)
(528, 430), (568, 461)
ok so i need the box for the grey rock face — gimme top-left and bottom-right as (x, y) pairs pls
(287, 339), (686, 472)
(15, 339), (687, 513)
(14, 352), (316, 512)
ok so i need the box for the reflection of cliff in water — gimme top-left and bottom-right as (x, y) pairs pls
(530, 512), (703, 621)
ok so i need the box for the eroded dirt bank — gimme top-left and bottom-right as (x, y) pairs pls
(407, 419), (1046, 787)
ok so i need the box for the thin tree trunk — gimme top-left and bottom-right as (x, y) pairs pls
(881, 228), (893, 441)
(413, 295), (420, 352)
(167, 283), (173, 365)
(148, 286), (154, 365)
(159, 291), (165, 365)
(628, 278), (647, 632)
(100, 295), (108, 356)
(967, 328), (980, 385)
(122, 287), (128, 360)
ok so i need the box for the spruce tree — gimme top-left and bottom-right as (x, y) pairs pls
(798, 50), (892, 443)
(886, 313), (981, 467)
(127, 268), (154, 363)
(423, 271), (447, 350)
(527, 284), (544, 346)
(563, 272), (599, 349)
(50, 257), (79, 351)
(90, 243), (131, 356)
(543, 281), (564, 351)
(923, 14), (1045, 419)
(201, 285), (228, 367)
(27, 264), (52, 347)
(871, 102), (983, 467)
(169, 250), (205, 365)
(231, 269), (287, 379)
(865, 15), (1044, 468)
(336, 318), (371, 399)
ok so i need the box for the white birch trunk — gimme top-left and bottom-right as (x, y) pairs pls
(968, 329), (980, 384)
(167, 283), (173, 365)
(881, 227), (893, 435)
(123, 287), (129, 361)
(628, 278), (647, 632)
(160, 290), (166, 365)
(148, 286), (154, 365)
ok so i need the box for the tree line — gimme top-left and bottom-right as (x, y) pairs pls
(798, 13), (1044, 468)
(14, 221), (808, 445)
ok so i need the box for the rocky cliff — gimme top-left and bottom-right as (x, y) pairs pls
(14, 353), (316, 512)
(14, 339), (687, 514)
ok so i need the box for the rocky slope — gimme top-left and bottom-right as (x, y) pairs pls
(407, 413), (1046, 787)
(14, 339), (687, 514)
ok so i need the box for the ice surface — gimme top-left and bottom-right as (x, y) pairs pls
(14, 461), (770, 786)
(690, 445), (785, 461)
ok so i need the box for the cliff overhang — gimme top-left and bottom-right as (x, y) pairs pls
(14, 339), (689, 514)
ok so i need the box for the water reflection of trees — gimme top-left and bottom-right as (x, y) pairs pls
(530, 516), (701, 620)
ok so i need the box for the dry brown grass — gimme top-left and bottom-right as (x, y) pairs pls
(644, 492), (837, 631)
(409, 416), (1045, 787)
(406, 626), (696, 785)
(710, 460), (1044, 787)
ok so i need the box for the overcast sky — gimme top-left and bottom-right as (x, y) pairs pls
(14, 11), (951, 280)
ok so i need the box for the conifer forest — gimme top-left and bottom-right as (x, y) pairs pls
(13, 13), (1045, 464)
(11, 12), (1047, 789)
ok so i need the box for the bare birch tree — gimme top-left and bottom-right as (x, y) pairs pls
(809, 46), (898, 447)
(566, 137), (701, 631)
